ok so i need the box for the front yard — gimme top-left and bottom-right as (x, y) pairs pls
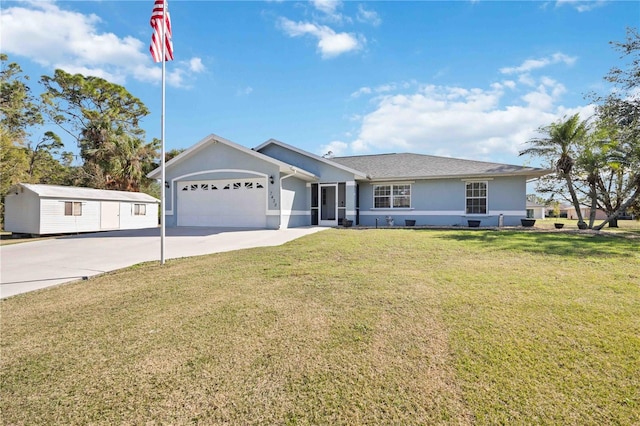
(1, 229), (638, 424)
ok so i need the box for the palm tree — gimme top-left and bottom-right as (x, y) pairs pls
(520, 114), (589, 227)
(108, 135), (160, 192)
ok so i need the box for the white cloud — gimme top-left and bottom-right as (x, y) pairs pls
(278, 17), (363, 58)
(312, 0), (340, 16)
(0, 1), (205, 88)
(236, 86), (254, 96)
(500, 52), (577, 74)
(311, 0), (351, 24)
(189, 57), (205, 73)
(350, 82), (410, 98)
(351, 87), (373, 98)
(318, 140), (349, 157)
(335, 74), (592, 163)
(356, 5), (382, 26)
(555, 0), (608, 12)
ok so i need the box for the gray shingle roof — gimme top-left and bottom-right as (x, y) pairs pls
(331, 153), (549, 180)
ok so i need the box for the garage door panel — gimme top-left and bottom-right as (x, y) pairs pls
(177, 179), (267, 227)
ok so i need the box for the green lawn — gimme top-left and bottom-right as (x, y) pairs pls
(1, 229), (639, 424)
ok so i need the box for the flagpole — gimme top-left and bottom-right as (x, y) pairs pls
(160, 0), (167, 265)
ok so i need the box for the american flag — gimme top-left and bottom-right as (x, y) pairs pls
(149, 0), (174, 62)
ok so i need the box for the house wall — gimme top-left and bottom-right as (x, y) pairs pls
(119, 202), (159, 229)
(163, 142), (282, 228)
(527, 207), (545, 219)
(357, 176), (527, 227)
(280, 175), (310, 228)
(39, 198), (101, 234)
(4, 191), (40, 234)
(565, 207), (608, 221)
(259, 144), (360, 225)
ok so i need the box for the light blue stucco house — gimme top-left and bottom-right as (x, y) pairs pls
(147, 134), (549, 229)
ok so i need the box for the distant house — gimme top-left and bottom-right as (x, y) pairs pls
(560, 204), (608, 221)
(4, 183), (159, 235)
(147, 134), (549, 228)
(526, 201), (547, 219)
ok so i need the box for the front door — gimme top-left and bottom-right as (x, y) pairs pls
(319, 184), (338, 226)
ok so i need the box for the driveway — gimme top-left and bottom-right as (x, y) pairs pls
(0, 227), (327, 298)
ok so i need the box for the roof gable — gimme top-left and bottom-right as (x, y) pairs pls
(331, 153), (550, 180)
(147, 134), (317, 180)
(255, 139), (367, 179)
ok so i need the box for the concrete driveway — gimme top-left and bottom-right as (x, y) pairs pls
(0, 226), (327, 298)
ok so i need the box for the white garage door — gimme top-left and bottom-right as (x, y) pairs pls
(177, 178), (267, 227)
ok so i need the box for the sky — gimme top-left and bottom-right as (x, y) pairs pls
(1, 0), (638, 168)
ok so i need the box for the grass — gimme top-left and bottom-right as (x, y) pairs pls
(533, 217), (640, 236)
(1, 229), (639, 424)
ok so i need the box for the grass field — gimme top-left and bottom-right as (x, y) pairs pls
(1, 229), (639, 424)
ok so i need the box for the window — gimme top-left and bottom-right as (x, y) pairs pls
(133, 204), (146, 216)
(64, 201), (82, 216)
(466, 182), (487, 214)
(373, 184), (411, 208)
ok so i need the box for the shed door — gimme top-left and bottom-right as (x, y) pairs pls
(177, 179), (267, 227)
(100, 202), (120, 230)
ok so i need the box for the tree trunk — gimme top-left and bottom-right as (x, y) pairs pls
(594, 184), (640, 230)
(564, 174), (586, 226)
(588, 184), (598, 229)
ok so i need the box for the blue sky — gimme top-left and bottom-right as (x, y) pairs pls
(1, 0), (638, 167)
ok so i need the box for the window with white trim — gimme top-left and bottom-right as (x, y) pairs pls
(373, 184), (411, 208)
(133, 204), (146, 216)
(64, 201), (82, 216)
(465, 181), (487, 214)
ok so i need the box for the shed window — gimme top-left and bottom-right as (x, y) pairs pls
(64, 201), (82, 216)
(373, 184), (411, 208)
(465, 181), (487, 214)
(133, 204), (146, 216)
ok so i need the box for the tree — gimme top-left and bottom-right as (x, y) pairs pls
(0, 55), (72, 224)
(0, 54), (43, 141)
(523, 28), (640, 230)
(40, 69), (157, 191)
(520, 114), (589, 227)
(589, 27), (640, 229)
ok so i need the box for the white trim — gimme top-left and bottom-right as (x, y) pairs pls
(281, 210), (310, 216)
(346, 181), (357, 187)
(489, 210), (525, 216)
(319, 183), (338, 226)
(369, 180), (415, 185)
(461, 178), (494, 182)
(372, 183), (412, 209)
(464, 180), (488, 215)
(360, 210), (464, 216)
(359, 210), (525, 217)
(346, 210), (357, 216)
(267, 210), (280, 216)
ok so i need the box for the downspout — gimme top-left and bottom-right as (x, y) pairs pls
(279, 169), (297, 229)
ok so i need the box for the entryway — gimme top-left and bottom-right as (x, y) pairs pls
(319, 184), (337, 226)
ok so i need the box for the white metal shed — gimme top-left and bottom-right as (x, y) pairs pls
(4, 183), (160, 235)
